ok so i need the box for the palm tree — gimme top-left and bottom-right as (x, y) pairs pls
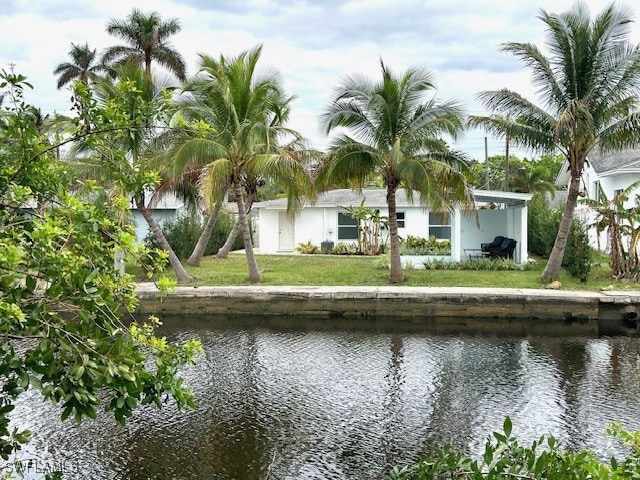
(102, 8), (186, 81)
(469, 2), (640, 282)
(53, 42), (107, 89)
(319, 60), (472, 283)
(169, 45), (311, 283)
(154, 122), (231, 267)
(89, 64), (192, 283)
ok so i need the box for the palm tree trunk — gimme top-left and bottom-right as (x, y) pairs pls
(232, 179), (261, 283)
(216, 216), (241, 259)
(216, 194), (254, 259)
(186, 197), (223, 266)
(136, 197), (193, 284)
(387, 186), (404, 283)
(541, 174), (580, 282)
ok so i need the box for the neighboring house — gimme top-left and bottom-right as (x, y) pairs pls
(252, 188), (532, 262)
(555, 148), (640, 250)
(130, 191), (186, 242)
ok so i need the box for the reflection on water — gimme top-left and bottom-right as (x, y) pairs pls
(11, 316), (640, 479)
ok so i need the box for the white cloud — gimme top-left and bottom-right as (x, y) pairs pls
(2, 0), (639, 160)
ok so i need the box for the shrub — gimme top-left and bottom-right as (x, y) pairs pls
(422, 258), (532, 271)
(400, 235), (451, 255)
(388, 419), (640, 479)
(295, 241), (319, 254)
(143, 211), (242, 260)
(331, 242), (361, 255)
(563, 218), (592, 282)
(528, 194), (561, 257)
(373, 253), (391, 269)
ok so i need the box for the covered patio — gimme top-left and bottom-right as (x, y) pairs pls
(453, 189), (533, 263)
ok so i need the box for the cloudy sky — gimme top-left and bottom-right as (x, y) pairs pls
(2, 0), (638, 160)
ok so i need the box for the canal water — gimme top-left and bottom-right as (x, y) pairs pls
(11, 316), (640, 479)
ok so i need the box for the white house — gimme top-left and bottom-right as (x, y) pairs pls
(555, 148), (640, 250)
(130, 191), (187, 242)
(252, 188), (532, 262)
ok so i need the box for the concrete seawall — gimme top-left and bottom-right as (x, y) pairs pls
(135, 284), (640, 336)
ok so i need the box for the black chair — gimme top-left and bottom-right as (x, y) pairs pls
(488, 238), (517, 259)
(481, 235), (505, 253)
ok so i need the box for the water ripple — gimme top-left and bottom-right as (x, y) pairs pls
(10, 322), (640, 479)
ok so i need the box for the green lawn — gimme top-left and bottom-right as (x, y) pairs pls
(136, 252), (640, 291)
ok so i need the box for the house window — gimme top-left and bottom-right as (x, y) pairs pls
(429, 212), (451, 241)
(614, 188), (624, 199)
(397, 212), (405, 228)
(337, 212), (358, 240)
(593, 181), (600, 199)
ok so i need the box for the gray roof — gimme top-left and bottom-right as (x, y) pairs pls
(253, 188), (531, 209)
(254, 189), (410, 209)
(588, 148), (640, 174)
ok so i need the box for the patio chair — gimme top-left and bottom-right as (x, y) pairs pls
(488, 238), (517, 259)
(481, 235), (506, 253)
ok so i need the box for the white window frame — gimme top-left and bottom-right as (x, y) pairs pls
(428, 212), (451, 241)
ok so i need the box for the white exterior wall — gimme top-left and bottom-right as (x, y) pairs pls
(458, 207), (527, 261)
(131, 209), (182, 242)
(400, 208), (430, 238)
(460, 209), (507, 251)
(578, 171), (640, 251)
(294, 209), (325, 247)
(257, 206), (433, 253)
(599, 174), (640, 207)
(257, 201), (530, 261)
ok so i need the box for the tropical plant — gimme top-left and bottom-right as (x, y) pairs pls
(169, 44), (312, 283)
(582, 180), (640, 279)
(319, 60), (473, 282)
(469, 2), (640, 282)
(330, 242), (361, 255)
(71, 63), (193, 283)
(562, 217), (592, 282)
(400, 235), (451, 255)
(102, 8), (187, 80)
(53, 42), (109, 133)
(0, 70), (201, 469)
(343, 200), (389, 255)
(53, 42), (108, 89)
(147, 124), (225, 267)
(295, 240), (320, 254)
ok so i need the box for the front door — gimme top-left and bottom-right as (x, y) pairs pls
(278, 212), (294, 251)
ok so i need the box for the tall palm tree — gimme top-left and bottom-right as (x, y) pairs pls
(53, 42), (107, 89)
(319, 60), (472, 283)
(102, 8), (186, 81)
(89, 64), (192, 283)
(169, 45), (311, 283)
(469, 2), (640, 282)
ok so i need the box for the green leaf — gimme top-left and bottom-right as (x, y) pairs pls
(503, 416), (512, 438)
(29, 375), (42, 391)
(84, 268), (99, 284)
(60, 404), (73, 421)
(25, 275), (36, 292)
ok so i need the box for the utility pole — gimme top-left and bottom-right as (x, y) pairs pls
(504, 132), (510, 192)
(484, 136), (489, 189)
